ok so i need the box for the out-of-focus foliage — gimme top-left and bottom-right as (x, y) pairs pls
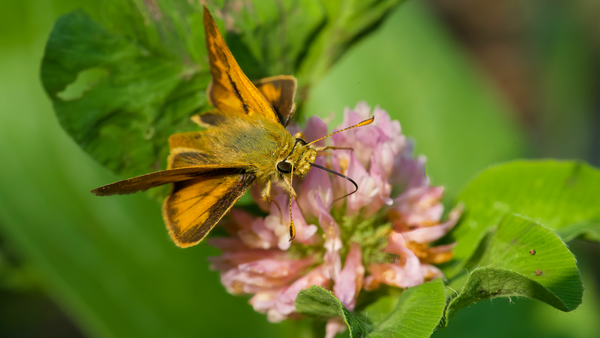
(41, 0), (405, 178)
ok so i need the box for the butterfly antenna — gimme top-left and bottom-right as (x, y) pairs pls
(309, 162), (359, 204)
(306, 117), (375, 146)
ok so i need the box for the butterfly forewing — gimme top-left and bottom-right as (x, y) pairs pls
(91, 165), (237, 196)
(163, 171), (256, 247)
(203, 8), (279, 124)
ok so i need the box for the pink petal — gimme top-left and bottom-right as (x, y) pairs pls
(330, 152), (349, 204)
(263, 194), (293, 250)
(427, 242), (457, 255)
(345, 153), (376, 216)
(286, 199), (319, 245)
(316, 195), (342, 280)
(373, 106), (404, 154)
(365, 262), (423, 289)
(400, 204), (463, 243)
(264, 194), (319, 249)
(274, 265), (331, 315)
(325, 317), (347, 338)
(421, 264), (444, 280)
(303, 116), (329, 146)
(363, 157), (393, 217)
(238, 218), (277, 249)
(267, 308), (287, 323)
(208, 250), (284, 271)
(390, 142), (428, 193)
(298, 157), (333, 219)
(393, 186), (445, 228)
(333, 243), (364, 311)
(385, 232), (422, 274)
(238, 256), (315, 279)
(364, 231), (425, 288)
(372, 142), (395, 179)
(249, 290), (278, 313)
(221, 265), (301, 295)
(354, 101), (372, 119)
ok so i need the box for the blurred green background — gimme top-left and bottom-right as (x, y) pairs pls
(0, 0), (598, 337)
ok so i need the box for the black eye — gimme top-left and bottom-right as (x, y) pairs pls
(277, 161), (292, 174)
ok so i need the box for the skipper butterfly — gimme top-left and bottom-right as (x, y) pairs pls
(92, 7), (373, 248)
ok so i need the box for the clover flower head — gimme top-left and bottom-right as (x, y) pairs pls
(208, 102), (462, 337)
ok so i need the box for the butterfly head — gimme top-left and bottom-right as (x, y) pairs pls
(276, 138), (316, 178)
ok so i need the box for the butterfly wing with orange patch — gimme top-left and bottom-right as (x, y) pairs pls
(203, 7), (279, 124)
(163, 170), (255, 247)
(254, 75), (297, 126)
(91, 164), (241, 196)
(92, 131), (249, 196)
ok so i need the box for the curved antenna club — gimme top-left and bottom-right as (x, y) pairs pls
(308, 162), (359, 204)
(306, 117), (375, 146)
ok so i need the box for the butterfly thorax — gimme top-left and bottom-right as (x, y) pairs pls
(209, 116), (295, 180)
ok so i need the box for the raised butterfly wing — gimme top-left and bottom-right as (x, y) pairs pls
(254, 75), (297, 126)
(203, 7), (279, 124)
(91, 164), (237, 196)
(163, 170), (256, 247)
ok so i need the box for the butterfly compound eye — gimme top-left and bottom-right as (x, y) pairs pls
(277, 161), (292, 174)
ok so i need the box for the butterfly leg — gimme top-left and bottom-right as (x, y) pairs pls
(281, 170), (298, 242)
(260, 180), (273, 200)
(261, 181), (284, 223)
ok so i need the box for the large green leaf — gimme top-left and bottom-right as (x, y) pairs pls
(296, 286), (372, 337)
(443, 213), (583, 325)
(296, 279), (446, 338)
(40, 0), (404, 178)
(366, 280), (446, 338)
(41, 7), (204, 178)
(445, 160), (600, 277)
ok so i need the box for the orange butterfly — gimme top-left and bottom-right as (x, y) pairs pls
(92, 7), (373, 248)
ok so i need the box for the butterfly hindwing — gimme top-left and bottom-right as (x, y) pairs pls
(163, 171), (256, 247)
(203, 7), (279, 124)
(254, 75), (297, 126)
